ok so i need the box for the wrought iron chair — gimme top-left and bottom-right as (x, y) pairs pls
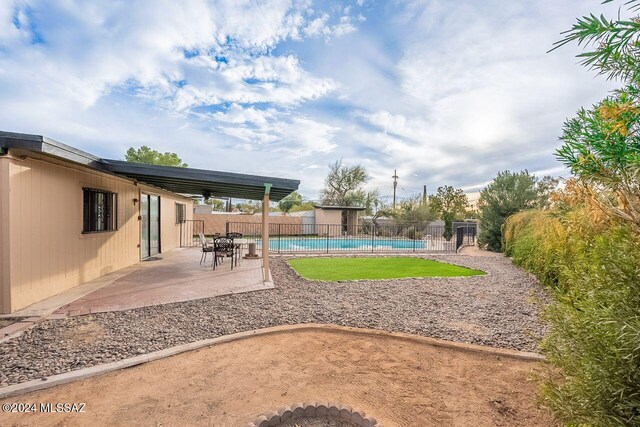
(198, 233), (214, 265)
(226, 232), (243, 263)
(213, 237), (235, 270)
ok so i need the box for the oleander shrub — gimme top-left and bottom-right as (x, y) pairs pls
(505, 208), (640, 425)
(541, 223), (640, 426)
(503, 210), (566, 288)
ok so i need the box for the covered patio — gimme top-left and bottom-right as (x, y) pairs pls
(100, 158), (297, 284)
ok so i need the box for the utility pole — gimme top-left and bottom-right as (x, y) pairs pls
(423, 185), (427, 205)
(392, 170), (399, 210)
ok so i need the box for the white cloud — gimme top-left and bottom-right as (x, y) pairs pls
(0, 0), (625, 200)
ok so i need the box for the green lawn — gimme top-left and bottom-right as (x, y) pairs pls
(288, 257), (485, 281)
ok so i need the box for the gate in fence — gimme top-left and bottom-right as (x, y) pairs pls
(179, 219), (204, 247)
(455, 223), (477, 251)
(225, 221), (467, 253)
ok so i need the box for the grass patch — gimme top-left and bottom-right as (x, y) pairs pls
(288, 257), (485, 281)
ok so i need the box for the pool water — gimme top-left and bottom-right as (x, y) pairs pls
(257, 237), (428, 251)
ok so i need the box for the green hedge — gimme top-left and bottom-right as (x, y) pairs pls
(503, 210), (566, 288)
(503, 210), (640, 425)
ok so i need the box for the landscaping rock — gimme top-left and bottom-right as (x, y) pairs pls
(0, 254), (548, 388)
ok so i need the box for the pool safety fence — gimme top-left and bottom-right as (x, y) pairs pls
(221, 221), (477, 253)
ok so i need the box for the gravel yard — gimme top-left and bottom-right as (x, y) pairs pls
(0, 254), (548, 387)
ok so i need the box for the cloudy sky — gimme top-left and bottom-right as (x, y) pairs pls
(0, 0), (621, 202)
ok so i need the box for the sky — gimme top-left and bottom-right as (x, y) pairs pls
(0, 0), (622, 203)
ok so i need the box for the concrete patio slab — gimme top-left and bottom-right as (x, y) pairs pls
(1, 248), (269, 320)
(52, 248), (269, 316)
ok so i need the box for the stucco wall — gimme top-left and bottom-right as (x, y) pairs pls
(1, 154), (193, 313)
(194, 213), (303, 236)
(0, 157), (10, 313)
(314, 208), (343, 236)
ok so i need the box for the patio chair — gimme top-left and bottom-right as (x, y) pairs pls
(199, 233), (214, 265)
(226, 232), (244, 262)
(213, 237), (235, 270)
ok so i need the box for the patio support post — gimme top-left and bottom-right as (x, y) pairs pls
(262, 183), (272, 282)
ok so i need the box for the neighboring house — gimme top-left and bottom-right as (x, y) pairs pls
(0, 131), (299, 314)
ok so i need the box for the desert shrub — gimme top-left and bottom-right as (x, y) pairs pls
(503, 210), (567, 288)
(542, 223), (640, 426)
(505, 208), (640, 425)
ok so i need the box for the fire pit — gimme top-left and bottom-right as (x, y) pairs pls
(247, 402), (381, 427)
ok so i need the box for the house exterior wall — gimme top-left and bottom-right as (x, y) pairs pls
(0, 154), (193, 314)
(0, 157), (11, 313)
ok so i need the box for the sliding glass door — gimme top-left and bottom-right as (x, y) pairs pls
(140, 193), (160, 259)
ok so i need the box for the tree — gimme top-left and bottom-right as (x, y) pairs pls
(476, 170), (546, 252)
(290, 201), (315, 212)
(125, 146), (188, 167)
(428, 186), (468, 240)
(363, 189), (382, 215)
(394, 194), (438, 223)
(205, 198), (226, 211)
(278, 191), (303, 213)
(320, 160), (369, 206)
(235, 201), (262, 214)
(552, 0), (640, 230)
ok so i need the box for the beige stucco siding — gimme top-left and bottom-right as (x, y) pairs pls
(314, 208), (342, 236)
(160, 196), (193, 251)
(1, 154), (192, 313)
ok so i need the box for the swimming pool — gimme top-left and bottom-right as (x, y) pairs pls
(256, 237), (430, 251)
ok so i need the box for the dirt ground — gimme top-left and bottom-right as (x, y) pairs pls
(1, 329), (554, 427)
(458, 245), (504, 258)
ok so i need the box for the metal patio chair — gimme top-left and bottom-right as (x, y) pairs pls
(226, 232), (244, 263)
(213, 237), (235, 270)
(199, 233), (214, 265)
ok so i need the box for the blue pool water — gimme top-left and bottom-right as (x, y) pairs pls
(257, 237), (427, 251)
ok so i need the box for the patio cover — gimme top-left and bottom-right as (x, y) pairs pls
(0, 131), (299, 201)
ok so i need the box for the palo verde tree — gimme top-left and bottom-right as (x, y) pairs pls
(320, 160), (377, 207)
(125, 146), (188, 167)
(428, 185), (468, 240)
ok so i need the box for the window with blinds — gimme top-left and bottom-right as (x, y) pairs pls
(175, 203), (186, 224)
(82, 188), (117, 233)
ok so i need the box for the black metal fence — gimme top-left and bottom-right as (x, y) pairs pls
(179, 219), (204, 247)
(456, 224), (476, 251)
(225, 221), (477, 253)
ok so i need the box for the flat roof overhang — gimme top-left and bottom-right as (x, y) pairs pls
(0, 131), (299, 201)
(313, 205), (366, 211)
(100, 159), (298, 201)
